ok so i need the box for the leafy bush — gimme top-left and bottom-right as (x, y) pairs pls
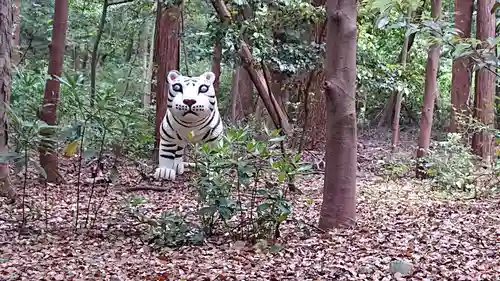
(191, 125), (311, 242)
(421, 133), (477, 191)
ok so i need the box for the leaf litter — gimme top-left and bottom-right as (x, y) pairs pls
(0, 131), (499, 281)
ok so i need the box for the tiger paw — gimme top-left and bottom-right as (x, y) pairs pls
(173, 161), (184, 175)
(154, 167), (176, 181)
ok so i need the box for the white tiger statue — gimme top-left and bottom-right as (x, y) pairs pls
(154, 70), (224, 181)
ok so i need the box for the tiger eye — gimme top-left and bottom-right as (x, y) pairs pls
(199, 85), (208, 93)
(173, 84), (182, 91)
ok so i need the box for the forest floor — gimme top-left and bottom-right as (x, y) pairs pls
(0, 129), (499, 281)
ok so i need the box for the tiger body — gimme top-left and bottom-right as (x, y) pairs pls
(154, 70), (223, 181)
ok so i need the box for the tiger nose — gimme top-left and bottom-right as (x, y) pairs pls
(183, 99), (196, 106)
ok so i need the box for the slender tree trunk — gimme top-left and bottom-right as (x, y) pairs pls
(39, 0), (69, 183)
(141, 21), (150, 108)
(471, 0), (496, 163)
(391, 8), (412, 151)
(90, 0), (109, 107)
(449, 0), (474, 133)
(144, 17), (156, 108)
(211, 40), (222, 95)
(152, 1), (181, 162)
(416, 0), (442, 177)
(0, 0), (16, 202)
(319, 0), (357, 229)
(72, 45), (80, 70)
(125, 35), (133, 62)
(11, 0), (20, 65)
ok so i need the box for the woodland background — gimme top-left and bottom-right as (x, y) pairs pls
(0, 0), (499, 280)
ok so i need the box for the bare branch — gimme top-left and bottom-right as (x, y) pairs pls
(108, 0), (134, 6)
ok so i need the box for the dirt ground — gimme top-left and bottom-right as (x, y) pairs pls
(1, 130), (499, 280)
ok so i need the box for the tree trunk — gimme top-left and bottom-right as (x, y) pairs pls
(0, 0), (16, 202)
(449, 0), (474, 133)
(39, 0), (69, 183)
(141, 20), (152, 108)
(391, 8), (412, 151)
(397, 0), (427, 62)
(125, 35), (133, 62)
(318, 0), (357, 230)
(300, 0), (327, 151)
(416, 0), (442, 177)
(90, 0), (109, 107)
(211, 0), (291, 135)
(471, 0), (496, 163)
(211, 40), (222, 95)
(11, 0), (20, 65)
(230, 64), (254, 123)
(152, 1), (181, 162)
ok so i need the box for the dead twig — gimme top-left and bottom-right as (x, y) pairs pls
(124, 185), (171, 192)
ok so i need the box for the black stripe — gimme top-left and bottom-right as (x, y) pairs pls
(205, 134), (221, 143)
(176, 133), (183, 140)
(203, 119), (222, 142)
(168, 91), (176, 98)
(160, 154), (175, 159)
(161, 123), (175, 140)
(201, 128), (212, 141)
(212, 116), (221, 132)
(168, 98), (173, 102)
(174, 153), (183, 158)
(161, 147), (182, 154)
(209, 101), (215, 105)
(165, 115), (176, 132)
(171, 115), (192, 128)
(200, 111), (216, 131)
(172, 114), (209, 128)
(161, 143), (177, 147)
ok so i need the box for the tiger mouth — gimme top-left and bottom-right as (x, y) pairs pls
(182, 110), (198, 117)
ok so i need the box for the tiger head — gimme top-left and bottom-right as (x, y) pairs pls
(166, 70), (218, 123)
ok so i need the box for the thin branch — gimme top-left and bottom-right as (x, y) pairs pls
(108, 0), (134, 6)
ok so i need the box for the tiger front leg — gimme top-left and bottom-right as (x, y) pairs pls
(154, 141), (186, 181)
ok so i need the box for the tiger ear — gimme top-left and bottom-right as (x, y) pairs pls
(167, 70), (182, 84)
(201, 71), (216, 84)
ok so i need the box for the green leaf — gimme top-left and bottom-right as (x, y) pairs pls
(197, 206), (217, 216)
(277, 171), (287, 182)
(376, 16), (390, 29)
(269, 244), (283, 253)
(269, 135), (286, 142)
(296, 164), (312, 173)
(0, 152), (21, 163)
(491, 2), (500, 14)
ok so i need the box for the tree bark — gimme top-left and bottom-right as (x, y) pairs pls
(11, 0), (20, 65)
(318, 0), (357, 230)
(230, 64), (254, 123)
(416, 0), (442, 178)
(141, 20), (153, 108)
(39, 0), (69, 183)
(152, 1), (181, 162)
(211, 40), (222, 95)
(0, 0), (16, 202)
(299, 0), (327, 151)
(471, 0), (496, 163)
(449, 0), (474, 133)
